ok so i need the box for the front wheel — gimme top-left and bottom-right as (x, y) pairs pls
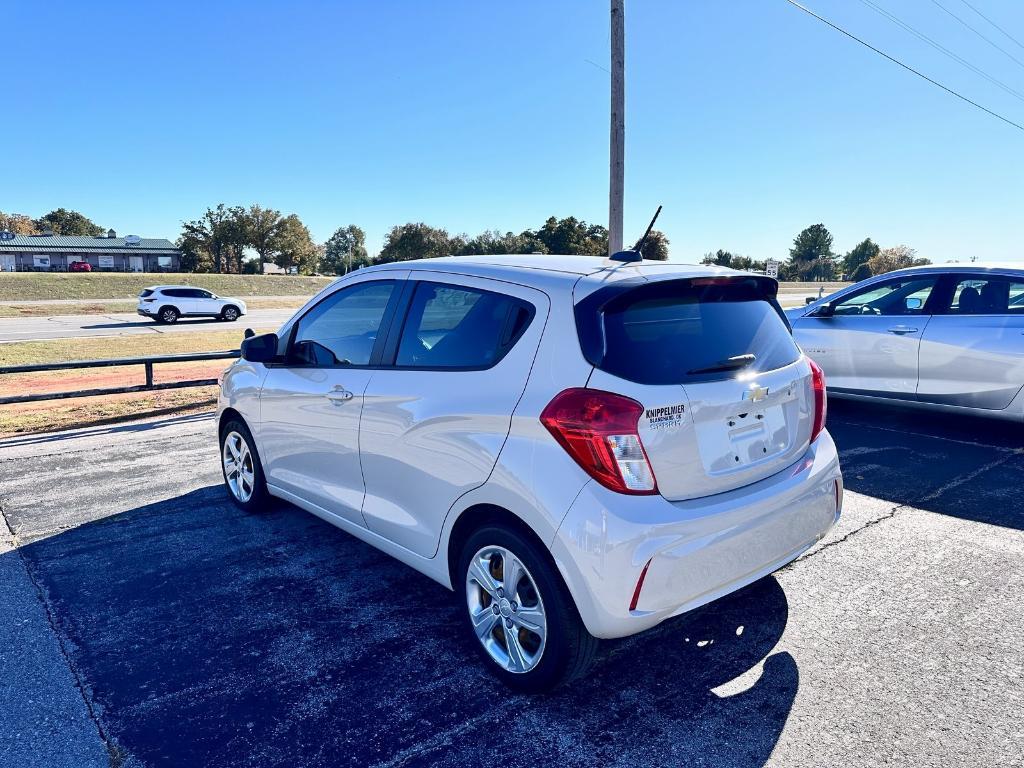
(220, 420), (269, 512)
(459, 525), (598, 692)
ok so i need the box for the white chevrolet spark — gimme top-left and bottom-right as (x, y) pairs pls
(217, 255), (842, 691)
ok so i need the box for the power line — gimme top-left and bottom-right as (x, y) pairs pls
(958, 0), (1024, 52)
(782, 0), (1024, 132)
(929, 0), (1024, 71)
(857, 0), (1024, 103)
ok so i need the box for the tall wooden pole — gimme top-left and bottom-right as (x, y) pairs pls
(609, 0), (625, 255)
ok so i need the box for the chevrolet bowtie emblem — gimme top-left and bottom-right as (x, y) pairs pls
(745, 385), (770, 402)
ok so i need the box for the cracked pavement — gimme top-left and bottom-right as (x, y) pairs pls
(0, 400), (1021, 767)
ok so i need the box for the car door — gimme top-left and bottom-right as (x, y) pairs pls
(191, 289), (218, 315)
(258, 275), (406, 525)
(791, 275), (939, 398)
(162, 288), (195, 314)
(916, 273), (1024, 410)
(358, 274), (548, 557)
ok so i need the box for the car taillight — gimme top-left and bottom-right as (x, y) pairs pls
(809, 357), (827, 443)
(540, 388), (657, 495)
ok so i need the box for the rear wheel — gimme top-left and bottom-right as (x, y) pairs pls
(221, 306), (240, 322)
(158, 306), (179, 324)
(459, 525), (597, 692)
(220, 419), (269, 512)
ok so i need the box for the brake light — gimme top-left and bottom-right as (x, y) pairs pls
(540, 388), (657, 495)
(809, 358), (827, 443)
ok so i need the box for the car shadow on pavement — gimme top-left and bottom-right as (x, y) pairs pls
(82, 319), (223, 329)
(16, 485), (796, 768)
(828, 399), (1024, 531)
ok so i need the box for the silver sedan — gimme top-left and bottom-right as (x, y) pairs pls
(786, 263), (1024, 421)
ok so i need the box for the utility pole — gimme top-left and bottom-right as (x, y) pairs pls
(609, 0), (625, 255)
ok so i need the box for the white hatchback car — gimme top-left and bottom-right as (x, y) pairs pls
(137, 286), (247, 324)
(217, 255), (842, 691)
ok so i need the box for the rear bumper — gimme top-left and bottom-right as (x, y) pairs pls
(137, 307), (155, 317)
(551, 430), (842, 639)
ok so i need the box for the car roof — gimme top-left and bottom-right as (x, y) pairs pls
(883, 262), (1024, 276)
(358, 255), (751, 294)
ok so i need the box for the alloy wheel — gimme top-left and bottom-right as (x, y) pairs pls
(465, 546), (547, 673)
(222, 431), (255, 502)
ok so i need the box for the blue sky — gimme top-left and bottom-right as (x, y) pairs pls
(3, 0), (1023, 262)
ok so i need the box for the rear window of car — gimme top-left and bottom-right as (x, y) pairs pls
(139, 289), (154, 298)
(576, 277), (801, 385)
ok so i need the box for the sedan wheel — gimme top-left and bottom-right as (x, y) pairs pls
(222, 430), (256, 503)
(465, 545), (548, 674)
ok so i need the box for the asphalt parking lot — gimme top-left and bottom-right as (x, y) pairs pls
(1, 401), (1021, 767)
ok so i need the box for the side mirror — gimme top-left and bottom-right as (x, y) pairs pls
(240, 332), (279, 363)
(905, 297), (923, 311)
(810, 303), (835, 318)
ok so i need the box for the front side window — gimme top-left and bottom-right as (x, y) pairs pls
(943, 277), (1024, 315)
(831, 277), (937, 317)
(395, 282), (531, 369)
(291, 281), (396, 367)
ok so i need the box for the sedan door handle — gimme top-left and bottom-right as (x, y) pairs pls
(887, 326), (919, 335)
(325, 387), (354, 404)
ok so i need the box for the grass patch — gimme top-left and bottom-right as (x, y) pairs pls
(0, 328), (265, 367)
(0, 272), (333, 302)
(0, 387), (219, 438)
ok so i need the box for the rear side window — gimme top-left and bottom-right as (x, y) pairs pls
(139, 289), (154, 298)
(577, 278), (800, 385)
(395, 282), (533, 369)
(943, 276), (1024, 314)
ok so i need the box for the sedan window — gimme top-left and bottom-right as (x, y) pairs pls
(291, 281), (396, 367)
(944, 277), (1024, 315)
(831, 277), (938, 316)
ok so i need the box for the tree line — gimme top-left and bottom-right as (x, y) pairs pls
(705, 223), (930, 281)
(2, 208), (929, 281)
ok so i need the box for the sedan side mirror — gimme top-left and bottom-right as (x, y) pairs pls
(810, 303), (835, 318)
(240, 332), (279, 363)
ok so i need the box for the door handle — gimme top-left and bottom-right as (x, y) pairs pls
(325, 386), (354, 404)
(887, 326), (919, 335)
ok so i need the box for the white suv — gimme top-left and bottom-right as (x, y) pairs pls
(137, 286), (247, 324)
(217, 255), (842, 691)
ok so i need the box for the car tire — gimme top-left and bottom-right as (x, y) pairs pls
(458, 524), (598, 693)
(158, 306), (179, 324)
(219, 419), (270, 512)
(221, 306), (240, 322)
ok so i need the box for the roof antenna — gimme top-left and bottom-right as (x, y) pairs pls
(608, 204), (662, 263)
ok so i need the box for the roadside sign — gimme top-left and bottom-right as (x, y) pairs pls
(33, 255), (50, 268)
(766, 259), (780, 278)
(0, 230), (15, 241)
(98, 255), (115, 268)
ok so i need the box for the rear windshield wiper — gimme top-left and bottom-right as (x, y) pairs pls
(687, 353), (756, 376)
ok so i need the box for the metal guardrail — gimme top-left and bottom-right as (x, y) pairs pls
(0, 350), (240, 405)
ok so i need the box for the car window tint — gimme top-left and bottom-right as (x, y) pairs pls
(832, 277), (937, 316)
(292, 281), (396, 367)
(163, 289), (184, 298)
(396, 283), (526, 369)
(947, 277), (1024, 315)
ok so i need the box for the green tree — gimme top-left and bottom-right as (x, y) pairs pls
(533, 216), (608, 255)
(34, 208), (104, 236)
(179, 204), (237, 273)
(788, 224), (836, 281)
(273, 214), (320, 274)
(456, 229), (548, 255)
(635, 229), (670, 261)
(377, 223), (456, 264)
(243, 205), (283, 269)
(850, 262), (873, 282)
(868, 245), (930, 276)
(323, 225), (370, 274)
(842, 238), (880, 279)
(700, 250), (766, 273)
(0, 212), (38, 234)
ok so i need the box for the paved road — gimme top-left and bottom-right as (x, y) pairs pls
(0, 309), (295, 343)
(0, 403), (1021, 767)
